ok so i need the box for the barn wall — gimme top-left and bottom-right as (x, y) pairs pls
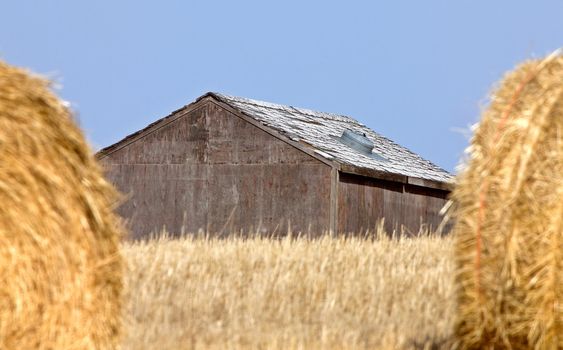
(100, 102), (332, 239)
(337, 172), (449, 235)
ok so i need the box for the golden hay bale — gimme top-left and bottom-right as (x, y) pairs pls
(451, 51), (563, 349)
(0, 61), (123, 349)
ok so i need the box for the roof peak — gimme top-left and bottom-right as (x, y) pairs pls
(206, 92), (364, 126)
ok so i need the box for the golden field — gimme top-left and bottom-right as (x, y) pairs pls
(121, 232), (456, 350)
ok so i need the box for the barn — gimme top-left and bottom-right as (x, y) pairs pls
(98, 92), (453, 239)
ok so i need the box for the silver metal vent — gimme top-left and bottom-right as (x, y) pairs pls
(339, 129), (387, 162)
(340, 129), (374, 154)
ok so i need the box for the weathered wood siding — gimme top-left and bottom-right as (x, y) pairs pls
(101, 101), (332, 239)
(337, 172), (449, 235)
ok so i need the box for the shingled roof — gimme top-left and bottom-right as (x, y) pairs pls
(99, 92), (452, 188)
(210, 93), (451, 183)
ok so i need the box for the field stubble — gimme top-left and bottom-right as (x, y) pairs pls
(122, 230), (455, 349)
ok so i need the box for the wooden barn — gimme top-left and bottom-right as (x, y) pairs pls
(98, 92), (453, 239)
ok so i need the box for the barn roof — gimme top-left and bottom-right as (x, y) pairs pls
(98, 92), (453, 188)
(208, 93), (452, 185)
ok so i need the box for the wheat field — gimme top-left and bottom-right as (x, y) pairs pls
(121, 231), (456, 349)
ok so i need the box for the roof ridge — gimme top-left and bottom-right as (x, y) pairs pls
(211, 92), (363, 125)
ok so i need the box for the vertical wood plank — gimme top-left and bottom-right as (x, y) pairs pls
(337, 173), (449, 236)
(101, 102), (333, 239)
(329, 167), (339, 236)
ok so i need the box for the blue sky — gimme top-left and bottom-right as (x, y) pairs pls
(1, 1), (561, 172)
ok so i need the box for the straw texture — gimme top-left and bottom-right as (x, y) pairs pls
(0, 61), (123, 349)
(451, 52), (563, 349)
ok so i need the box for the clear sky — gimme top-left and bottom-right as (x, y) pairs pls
(1, 1), (561, 172)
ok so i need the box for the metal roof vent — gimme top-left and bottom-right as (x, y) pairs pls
(339, 129), (387, 161)
(340, 129), (374, 154)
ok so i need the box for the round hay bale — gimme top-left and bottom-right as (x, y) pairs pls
(451, 52), (563, 349)
(0, 61), (123, 349)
